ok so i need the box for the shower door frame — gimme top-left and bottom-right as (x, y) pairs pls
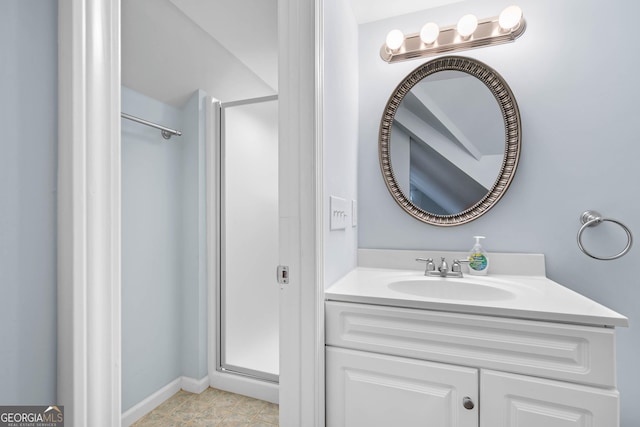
(206, 98), (280, 404)
(217, 95), (280, 384)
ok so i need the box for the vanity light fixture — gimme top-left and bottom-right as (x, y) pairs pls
(499, 5), (524, 31)
(385, 29), (405, 51)
(381, 5), (526, 63)
(420, 22), (440, 45)
(456, 14), (478, 39)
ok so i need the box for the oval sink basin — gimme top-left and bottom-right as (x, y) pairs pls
(388, 278), (517, 301)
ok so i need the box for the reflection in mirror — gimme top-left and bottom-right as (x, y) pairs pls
(390, 70), (504, 215)
(379, 56), (521, 226)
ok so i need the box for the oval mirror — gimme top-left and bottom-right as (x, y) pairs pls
(379, 56), (521, 226)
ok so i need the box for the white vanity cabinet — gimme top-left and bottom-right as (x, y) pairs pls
(326, 347), (479, 427)
(481, 370), (618, 426)
(325, 301), (621, 427)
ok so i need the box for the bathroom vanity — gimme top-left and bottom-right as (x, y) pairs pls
(324, 251), (628, 427)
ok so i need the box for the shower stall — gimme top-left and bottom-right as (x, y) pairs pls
(208, 95), (280, 398)
(121, 90), (280, 424)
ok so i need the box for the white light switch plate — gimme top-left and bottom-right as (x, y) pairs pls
(330, 196), (347, 231)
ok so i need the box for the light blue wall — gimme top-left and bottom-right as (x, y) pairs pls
(122, 87), (184, 411)
(0, 0), (57, 405)
(357, 0), (640, 424)
(122, 87), (208, 411)
(0, 1), (209, 409)
(180, 90), (209, 380)
(323, 0), (359, 287)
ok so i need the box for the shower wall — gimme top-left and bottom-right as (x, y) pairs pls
(122, 86), (208, 412)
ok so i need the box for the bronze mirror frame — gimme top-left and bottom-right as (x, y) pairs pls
(379, 55), (521, 226)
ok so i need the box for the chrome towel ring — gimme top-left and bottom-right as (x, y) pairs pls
(577, 210), (633, 260)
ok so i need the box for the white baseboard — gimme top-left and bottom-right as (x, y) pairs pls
(121, 375), (209, 427)
(181, 375), (210, 394)
(121, 378), (181, 427)
(209, 370), (279, 404)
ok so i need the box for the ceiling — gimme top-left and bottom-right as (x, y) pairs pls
(121, 0), (276, 106)
(165, 0), (463, 88)
(122, 0), (462, 106)
(169, 0), (278, 91)
(349, 0), (464, 24)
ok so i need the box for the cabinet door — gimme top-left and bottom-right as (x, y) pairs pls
(326, 347), (478, 427)
(481, 370), (619, 427)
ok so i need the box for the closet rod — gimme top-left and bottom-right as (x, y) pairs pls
(121, 112), (182, 139)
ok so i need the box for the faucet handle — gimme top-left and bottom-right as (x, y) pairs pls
(416, 257), (435, 274)
(452, 259), (469, 273)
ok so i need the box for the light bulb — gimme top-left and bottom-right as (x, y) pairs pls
(457, 14), (478, 38)
(385, 29), (405, 51)
(420, 22), (440, 45)
(499, 5), (523, 31)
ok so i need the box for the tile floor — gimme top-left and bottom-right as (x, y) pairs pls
(132, 387), (279, 427)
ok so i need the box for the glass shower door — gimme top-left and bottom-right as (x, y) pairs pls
(220, 96), (279, 382)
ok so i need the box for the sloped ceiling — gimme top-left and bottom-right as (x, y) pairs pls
(122, 0), (276, 106)
(169, 0), (278, 92)
(122, 0), (461, 106)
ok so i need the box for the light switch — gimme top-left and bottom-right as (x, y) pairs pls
(330, 196), (347, 231)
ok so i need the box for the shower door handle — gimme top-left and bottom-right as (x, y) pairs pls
(277, 265), (289, 284)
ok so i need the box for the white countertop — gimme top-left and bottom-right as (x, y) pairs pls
(325, 267), (629, 327)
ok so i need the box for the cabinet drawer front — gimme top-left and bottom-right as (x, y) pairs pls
(326, 347), (479, 427)
(480, 370), (619, 427)
(325, 301), (616, 387)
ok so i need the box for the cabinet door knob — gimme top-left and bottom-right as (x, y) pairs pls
(462, 396), (475, 410)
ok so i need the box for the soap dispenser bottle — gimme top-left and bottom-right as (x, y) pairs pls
(468, 236), (489, 276)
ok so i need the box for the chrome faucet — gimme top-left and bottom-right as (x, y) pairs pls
(416, 257), (468, 278)
(437, 257), (449, 277)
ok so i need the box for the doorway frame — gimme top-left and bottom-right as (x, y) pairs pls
(57, 1), (122, 426)
(278, 0), (325, 425)
(57, 0), (323, 426)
